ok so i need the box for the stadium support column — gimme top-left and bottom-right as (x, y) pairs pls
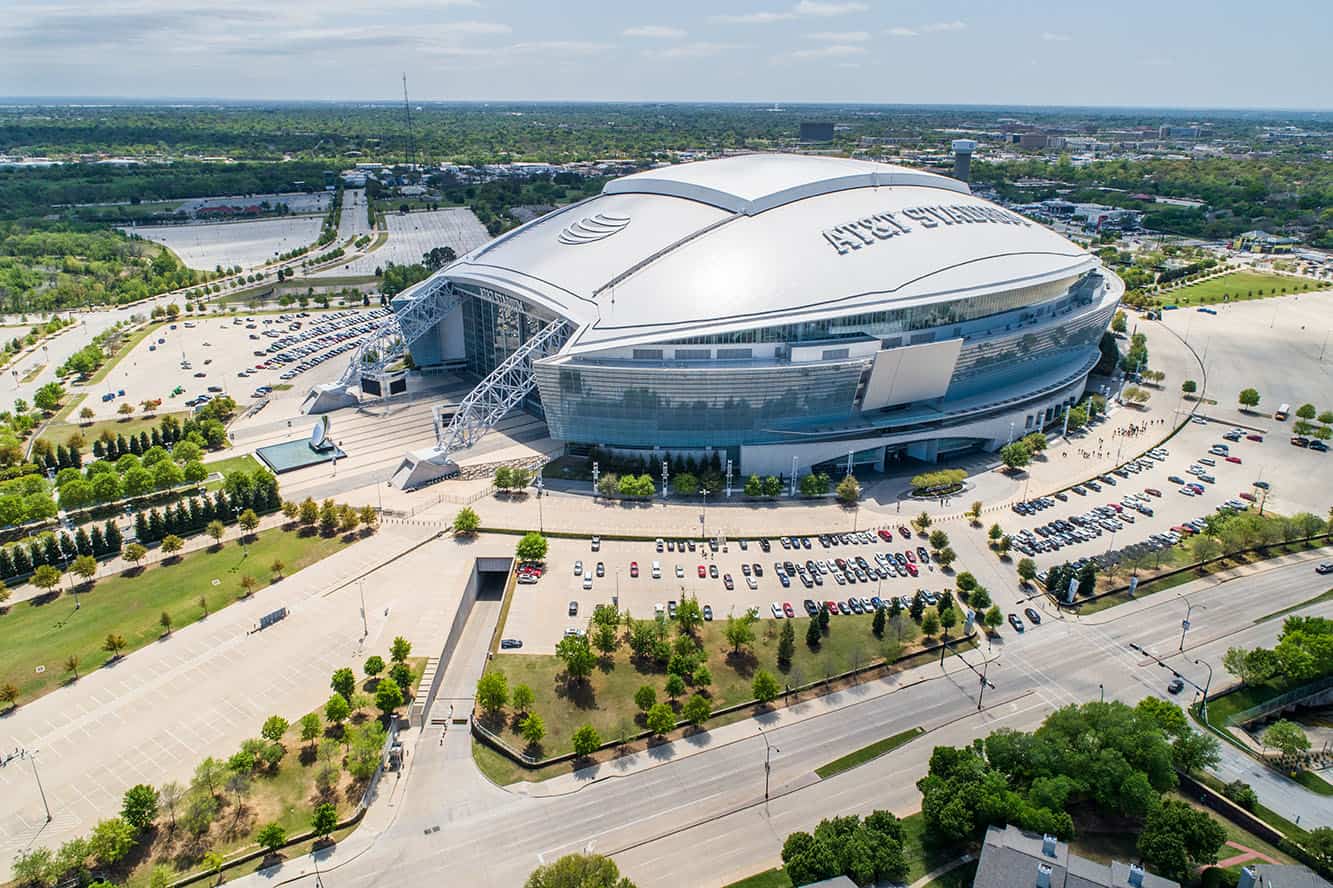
(790, 456), (798, 497)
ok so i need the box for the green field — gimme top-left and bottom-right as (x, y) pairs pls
(815, 726), (925, 778)
(38, 408), (190, 449)
(0, 525), (352, 707)
(1163, 271), (1319, 307)
(484, 609), (930, 763)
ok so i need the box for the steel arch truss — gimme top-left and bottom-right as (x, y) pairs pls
(434, 319), (570, 459)
(338, 276), (462, 386)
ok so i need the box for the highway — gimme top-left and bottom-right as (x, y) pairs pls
(237, 553), (1333, 888)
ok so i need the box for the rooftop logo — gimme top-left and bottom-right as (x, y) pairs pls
(822, 204), (1031, 255)
(558, 212), (630, 245)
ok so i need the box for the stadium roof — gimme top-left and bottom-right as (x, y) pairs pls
(442, 154), (1098, 354)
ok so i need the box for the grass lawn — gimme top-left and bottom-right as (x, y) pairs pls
(0, 525), (353, 708)
(20, 363), (45, 383)
(815, 726), (925, 779)
(1164, 272), (1319, 307)
(923, 859), (979, 888)
(483, 610), (929, 760)
(37, 409), (190, 449)
(1255, 587), (1333, 623)
(202, 453), (261, 489)
(723, 869), (793, 888)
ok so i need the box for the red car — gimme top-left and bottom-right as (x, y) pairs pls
(630, 561), (639, 578)
(1246, 434), (1263, 442)
(1144, 488), (1162, 497)
(877, 529), (893, 542)
(898, 525), (912, 538)
(782, 601), (795, 618)
(1108, 502), (1123, 512)
(698, 565), (706, 578)
(905, 550), (916, 563)
(905, 563), (919, 577)
(1225, 456), (1242, 464)
(1239, 491), (1257, 502)
(825, 600), (839, 614)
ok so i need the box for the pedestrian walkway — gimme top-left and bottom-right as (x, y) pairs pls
(1214, 841), (1280, 869)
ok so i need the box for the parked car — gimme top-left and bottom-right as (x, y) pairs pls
(499, 638), (523, 649)
(1007, 613), (1025, 633)
(1023, 607), (1042, 625)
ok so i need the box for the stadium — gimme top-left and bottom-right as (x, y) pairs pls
(310, 154), (1123, 489)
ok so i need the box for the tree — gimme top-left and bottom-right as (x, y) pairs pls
(724, 610), (757, 654)
(1000, 441), (1031, 470)
(311, 802), (338, 840)
(872, 605), (886, 638)
(524, 852), (637, 888)
(32, 563), (62, 595)
(159, 610), (173, 635)
(205, 518), (225, 545)
(646, 702), (675, 736)
(103, 632), (127, 659)
(453, 506), (480, 535)
(520, 712), (546, 747)
(516, 531), (548, 562)
(476, 671), (509, 716)
(1297, 403), (1318, 420)
(1181, 379), (1197, 396)
(331, 666), (356, 702)
(634, 685), (657, 713)
(835, 474), (861, 504)
(324, 694), (351, 728)
(752, 669), (781, 704)
(1263, 719), (1310, 758)
(34, 381), (66, 412)
(1111, 310), (1127, 333)
(984, 606), (1004, 634)
(375, 676), (404, 715)
(89, 817), (136, 865)
(1017, 558), (1037, 584)
(1188, 533), (1223, 565)
(662, 672), (686, 701)
(390, 635), (412, 663)
(556, 633), (597, 684)
(238, 507), (260, 534)
(256, 822), (287, 853)
(922, 611), (941, 637)
(299, 712), (323, 747)
(967, 500), (983, 525)
(682, 693), (712, 727)
(674, 596), (703, 634)
(913, 511), (933, 532)
(1238, 388), (1261, 410)
(239, 574), (258, 597)
(363, 655), (385, 678)
(511, 683), (535, 715)
(260, 715), (289, 744)
(64, 653), (80, 680)
(777, 618), (796, 667)
(298, 497), (318, 525)
(1172, 729), (1221, 773)
(160, 534), (184, 559)
(1137, 799), (1226, 883)
(572, 724), (602, 758)
(121, 783), (159, 833)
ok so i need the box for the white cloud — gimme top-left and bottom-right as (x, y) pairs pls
(807, 30), (869, 41)
(444, 21), (513, 35)
(712, 1), (866, 24)
(795, 0), (868, 15)
(644, 41), (748, 59)
(886, 26), (918, 37)
(787, 43), (866, 59)
(921, 20), (966, 32)
(507, 40), (613, 55)
(623, 25), (687, 38)
(1041, 31), (1071, 41)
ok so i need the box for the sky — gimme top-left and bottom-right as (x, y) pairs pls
(3, 0), (1331, 109)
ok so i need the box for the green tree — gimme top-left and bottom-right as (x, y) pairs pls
(299, 712), (323, 747)
(256, 822), (287, 853)
(724, 609), (757, 654)
(453, 506), (480, 535)
(1181, 379), (1197, 396)
(572, 724), (602, 758)
(1136, 800), (1226, 883)
(872, 605), (886, 638)
(364, 655), (385, 678)
(674, 596), (703, 634)
(777, 618), (796, 667)
(922, 610), (941, 637)
(375, 676), (404, 715)
(555, 633), (597, 684)
(682, 693), (712, 726)
(121, 783), (159, 833)
(524, 852), (637, 888)
(634, 685), (657, 713)
(520, 712), (546, 747)
(237, 508), (260, 535)
(752, 669), (781, 704)
(311, 802), (338, 840)
(89, 817), (136, 865)
(476, 671), (510, 716)
(390, 635), (412, 663)
(984, 606), (1004, 634)
(1000, 441), (1031, 470)
(1263, 719), (1310, 758)
(1238, 388), (1261, 410)
(511, 683), (535, 715)
(103, 632), (127, 659)
(515, 531), (548, 562)
(261, 715), (289, 744)
(835, 474), (861, 504)
(646, 702), (675, 736)
(331, 667), (356, 702)
(32, 563), (62, 595)
(1296, 403), (1317, 420)
(1017, 558), (1037, 584)
(324, 694), (351, 728)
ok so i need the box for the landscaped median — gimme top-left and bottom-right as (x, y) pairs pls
(470, 594), (976, 784)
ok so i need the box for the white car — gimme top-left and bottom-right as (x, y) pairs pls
(675, 564), (685, 578)
(582, 575), (593, 590)
(771, 602), (785, 618)
(746, 576), (758, 590)
(573, 560), (583, 576)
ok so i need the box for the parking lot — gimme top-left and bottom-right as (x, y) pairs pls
(500, 528), (963, 653)
(121, 216), (324, 270)
(315, 208), (489, 277)
(86, 308), (387, 421)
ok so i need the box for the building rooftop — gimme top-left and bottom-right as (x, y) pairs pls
(974, 825), (1178, 888)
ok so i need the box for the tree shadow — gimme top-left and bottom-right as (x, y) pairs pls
(724, 649), (758, 678)
(553, 678), (597, 710)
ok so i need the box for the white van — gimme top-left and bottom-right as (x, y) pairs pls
(651, 560), (662, 579)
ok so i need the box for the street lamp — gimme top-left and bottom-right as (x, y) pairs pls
(0, 748), (51, 822)
(536, 476), (544, 533)
(700, 490), (709, 540)
(1178, 594), (1207, 651)
(1194, 658), (1214, 723)
(758, 725), (780, 801)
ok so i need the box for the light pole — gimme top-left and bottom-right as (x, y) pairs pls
(1, 748), (51, 822)
(358, 579), (368, 639)
(536, 476), (544, 533)
(700, 490), (709, 540)
(976, 656), (999, 710)
(1099, 683), (1104, 703)
(1178, 594), (1206, 651)
(1194, 658), (1214, 723)
(591, 460), (600, 498)
(759, 725), (779, 801)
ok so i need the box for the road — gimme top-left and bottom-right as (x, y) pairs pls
(235, 552), (1333, 888)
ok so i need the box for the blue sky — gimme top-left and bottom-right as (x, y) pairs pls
(3, 0), (1330, 109)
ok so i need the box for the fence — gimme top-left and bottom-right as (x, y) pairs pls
(1222, 674), (1333, 726)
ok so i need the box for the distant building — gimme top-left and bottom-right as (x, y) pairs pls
(1234, 230), (1299, 253)
(974, 825), (1179, 888)
(800, 122), (836, 143)
(1158, 125), (1201, 139)
(1017, 133), (1049, 150)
